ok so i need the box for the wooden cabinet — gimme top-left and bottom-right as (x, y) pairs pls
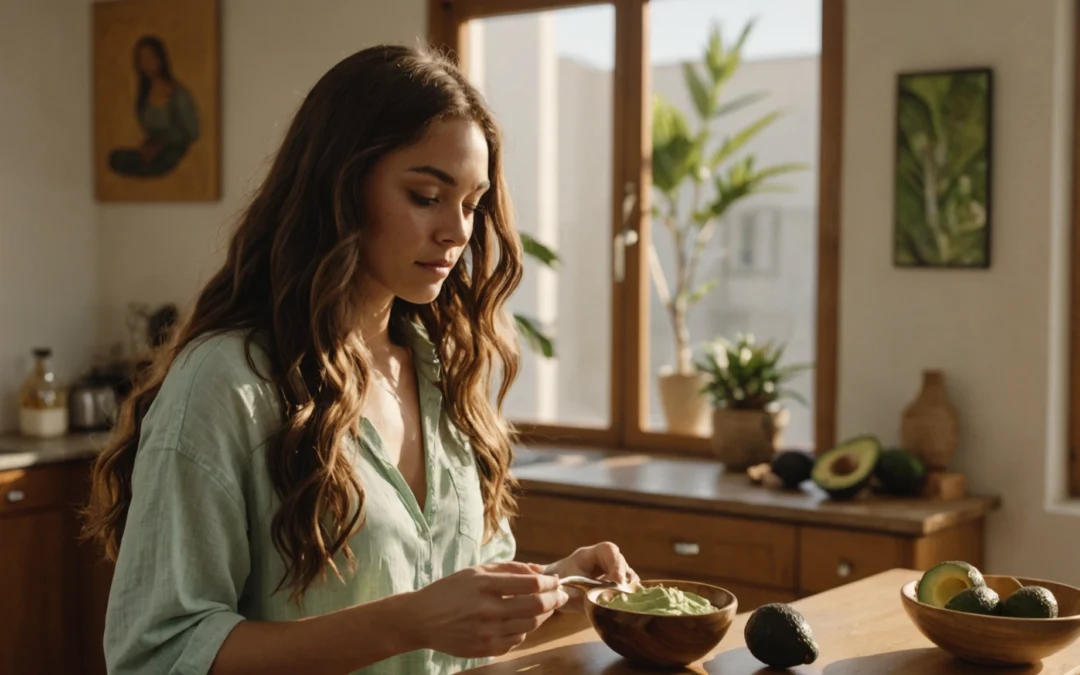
(509, 450), (995, 613)
(512, 491), (985, 611)
(0, 461), (112, 675)
(0, 507), (67, 675)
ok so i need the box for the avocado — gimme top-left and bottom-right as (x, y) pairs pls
(1000, 586), (1058, 618)
(917, 561), (986, 608)
(771, 451), (814, 489)
(811, 436), (881, 500)
(945, 586), (999, 615)
(744, 603), (819, 669)
(875, 448), (927, 496)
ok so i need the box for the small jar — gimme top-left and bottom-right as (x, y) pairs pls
(18, 347), (69, 438)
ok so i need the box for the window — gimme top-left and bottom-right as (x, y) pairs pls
(429, 0), (843, 456)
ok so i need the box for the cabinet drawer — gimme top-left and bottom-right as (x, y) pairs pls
(0, 464), (73, 516)
(512, 493), (796, 589)
(798, 526), (908, 593)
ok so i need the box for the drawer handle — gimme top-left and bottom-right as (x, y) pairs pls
(6, 490), (26, 504)
(837, 559), (853, 578)
(672, 541), (700, 556)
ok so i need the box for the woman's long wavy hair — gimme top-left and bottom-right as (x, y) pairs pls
(83, 44), (524, 601)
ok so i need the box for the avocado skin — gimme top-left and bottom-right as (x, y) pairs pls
(875, 448), (927, 496)
(1000, 586), (1059, 618)
(744, 603), (819, 669)
(771, 451), (814, 489)
(945, 586), (999, 615)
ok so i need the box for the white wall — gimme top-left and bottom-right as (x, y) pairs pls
(95, 0), (427, 348)
(0, 1), (98, 431)
(839, 0), (1080, 584)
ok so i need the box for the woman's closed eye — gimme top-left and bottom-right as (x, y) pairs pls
(409, 191), (483, 214)
(409, 191), (439, 207)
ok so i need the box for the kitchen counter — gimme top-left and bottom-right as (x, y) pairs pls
(0, 437), (1000, 537)
(462, 568), (1080, 674)
(510, 445), (999, 536)
(0, 431), (108, 471)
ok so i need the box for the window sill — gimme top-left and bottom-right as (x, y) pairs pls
(1045, 499), (1080, 518)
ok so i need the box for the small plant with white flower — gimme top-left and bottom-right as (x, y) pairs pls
(694, 334), (813, 470)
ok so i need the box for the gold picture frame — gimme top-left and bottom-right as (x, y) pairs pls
(93, 0), (221, 202)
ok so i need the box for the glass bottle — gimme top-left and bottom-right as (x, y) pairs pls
(18, 347), (69, 438)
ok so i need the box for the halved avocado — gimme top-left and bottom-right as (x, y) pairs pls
(811, 436), (881, 500)
(917, 561), (986, 608)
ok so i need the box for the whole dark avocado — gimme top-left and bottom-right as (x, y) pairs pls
(744, 603), (819, 669)
(771, 451), (815, 489)
(875, 448), (926, 496)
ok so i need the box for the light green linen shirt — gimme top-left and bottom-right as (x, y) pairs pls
(104, 326), (517, 675)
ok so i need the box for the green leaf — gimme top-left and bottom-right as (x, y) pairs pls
(778, 388), (810, 407)
(652, 95), (700, 195)
(519, 232), (560, 269)
(709, 111), (781, 169)
(752, 161), (812, 182)
(712, 91), (770, 118)
(514, 314), (555, 358)
(682, 62), (717, 119)
(686, 278), (719, 305)
(704, 23), (727, 83)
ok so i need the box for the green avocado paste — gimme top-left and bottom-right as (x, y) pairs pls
(602, 585), (717, 616)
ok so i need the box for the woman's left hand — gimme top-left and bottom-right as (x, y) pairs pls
(540, 542), (640, 613)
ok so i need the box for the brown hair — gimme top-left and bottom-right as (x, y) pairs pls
(83, 44), (523, 601)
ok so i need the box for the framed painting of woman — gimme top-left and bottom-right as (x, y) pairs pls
(93, 0), (220, 202)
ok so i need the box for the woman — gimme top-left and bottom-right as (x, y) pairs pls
(83, 44), (636, 675)
(108, 35), (200, 177)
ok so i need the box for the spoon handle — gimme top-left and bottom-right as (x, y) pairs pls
(558, 575), (631, 593)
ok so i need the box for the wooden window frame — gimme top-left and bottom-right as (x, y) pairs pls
(1070, 0), (1080, 497)
(429, 0), (844, 457)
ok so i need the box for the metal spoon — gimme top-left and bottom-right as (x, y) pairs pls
(558, 575), (637, 594)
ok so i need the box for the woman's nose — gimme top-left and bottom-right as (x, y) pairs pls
(440, 209), (472, 246)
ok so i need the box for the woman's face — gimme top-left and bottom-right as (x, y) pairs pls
(359, 117), (490, 307)
(136, 45), (161, 77)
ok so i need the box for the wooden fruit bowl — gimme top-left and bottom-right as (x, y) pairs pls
(584, 579), (738, 668)
(900, 574), (1080, 666)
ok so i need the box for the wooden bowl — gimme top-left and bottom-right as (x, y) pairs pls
(900, 574), (1080, 666)
(584, 579), (738, 668)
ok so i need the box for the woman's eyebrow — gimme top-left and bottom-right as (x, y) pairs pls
(408, 165), (490, 191)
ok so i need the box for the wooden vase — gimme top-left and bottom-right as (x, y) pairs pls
(711, 407), (789, 471)
(900, 369), (959, 470)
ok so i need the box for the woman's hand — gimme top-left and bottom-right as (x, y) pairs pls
(408, 561), (569, 659)
(541, 542), (640, 613)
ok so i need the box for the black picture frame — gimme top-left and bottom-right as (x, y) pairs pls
(893, 67), (993, 269)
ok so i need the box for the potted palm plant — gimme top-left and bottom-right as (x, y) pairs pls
(649, 19), (807, 435)
(695, 333), (812, 470)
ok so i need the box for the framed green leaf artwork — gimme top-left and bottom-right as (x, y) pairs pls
(894, 67), (992, 268)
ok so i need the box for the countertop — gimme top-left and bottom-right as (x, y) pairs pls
(510, 446), (1000, 536)
(0, 431), (107, 471)
(462, 569), (1080, 674)
(0, 437), (1000, 537)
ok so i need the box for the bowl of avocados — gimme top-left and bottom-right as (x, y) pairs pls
(584, 579), (738, 668)
(901, 560), (1080, 666)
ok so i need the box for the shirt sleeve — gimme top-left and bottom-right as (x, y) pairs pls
(480, 515), (517, 565)
(104, 445), (249, 675)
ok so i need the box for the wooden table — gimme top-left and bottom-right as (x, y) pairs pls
(461, 569), (1080, 674)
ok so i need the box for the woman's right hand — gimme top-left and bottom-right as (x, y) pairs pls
(409, 561), (569, 658)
